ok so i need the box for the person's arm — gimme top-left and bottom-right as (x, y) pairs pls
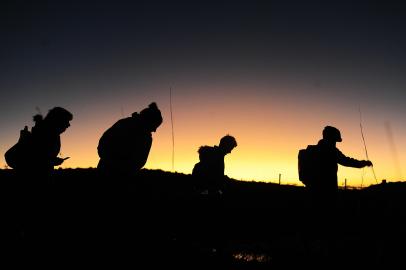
(53, 156), (70, 166)
(130, 134), (152, 170)
(337, 149), (373, 168)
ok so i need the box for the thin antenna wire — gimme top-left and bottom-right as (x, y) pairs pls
(359, 106), (378, 184)
(170, 87), (175, 171)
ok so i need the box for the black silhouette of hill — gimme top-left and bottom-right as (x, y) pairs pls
(1, 168), (405, 268)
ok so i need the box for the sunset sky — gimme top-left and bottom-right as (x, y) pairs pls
(1, 0), (405, 186)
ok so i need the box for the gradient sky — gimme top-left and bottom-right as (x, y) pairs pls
(1, 0), (406, 186)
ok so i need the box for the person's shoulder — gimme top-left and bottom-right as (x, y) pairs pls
(111, 117), (135, 127)
(334, 146), (344, 154)
(198, 145), (214, 154)
(119, 116), (134, 123)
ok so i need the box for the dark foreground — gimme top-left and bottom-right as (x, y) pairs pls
(1, 168), (405, 268)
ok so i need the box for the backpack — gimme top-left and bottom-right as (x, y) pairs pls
(298, 145), (321, 187)
(192, 146), (213, 178)
(4, 126), (33, 169)
(197, 145), (214, 162)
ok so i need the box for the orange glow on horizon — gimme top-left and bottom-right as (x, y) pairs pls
(2, 85), (405, 188)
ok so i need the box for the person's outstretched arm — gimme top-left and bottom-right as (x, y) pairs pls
(337, 150), (373, 168)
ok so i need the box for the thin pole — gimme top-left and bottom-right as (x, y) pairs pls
(359, 107), (378, 184)
(170, 87), (175, 171)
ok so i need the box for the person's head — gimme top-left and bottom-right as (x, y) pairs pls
(136, 102), (163, 132)
(219, 135), (237, 155)
(44, 107), (73, 134)
(322, 126), (342, 144)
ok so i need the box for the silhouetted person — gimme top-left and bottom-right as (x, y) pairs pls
(4, 107), (73, 259)
(5, 107), (73, 177)
(97, 102), (163, 178)
(302, 125), (372, 262)
(192, 135), (237, 260)
(96, 102), (163, 258)
(192, 135), (238, 195)
(306, 126), (372, 204)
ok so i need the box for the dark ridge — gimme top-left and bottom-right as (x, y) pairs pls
(1, 168), (405, 268)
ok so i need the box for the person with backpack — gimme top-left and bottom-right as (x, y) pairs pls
(192, 135), (238, 195)
(299, 125), (372, 198)
(4, 107), (73, 254)
(298, 125), (372, 262)
(5, 107), (73, 177)
(191, 135), (237, 260)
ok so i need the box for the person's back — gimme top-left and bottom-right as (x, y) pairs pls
(97, 116), (152, 174)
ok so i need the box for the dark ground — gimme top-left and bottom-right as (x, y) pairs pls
(1, 168), (405, 268)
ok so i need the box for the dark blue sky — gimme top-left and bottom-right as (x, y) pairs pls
(2, 1), (406, 101)
(2, 0), (406, 122)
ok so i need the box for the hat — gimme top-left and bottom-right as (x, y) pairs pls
(139, 102), (163, 127)
(46, 107), (73, 122)
(322, 126), (342, 142)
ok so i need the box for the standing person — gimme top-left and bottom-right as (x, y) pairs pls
(300, 126), (372, 207)
(299, 125), (372, 262)
(191, 135), (237, 261)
